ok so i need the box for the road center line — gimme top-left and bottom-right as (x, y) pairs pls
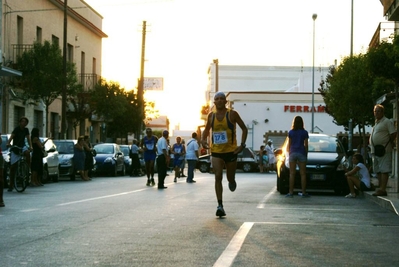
(57, 188), (148, 206)
(213, 222), (254, 267)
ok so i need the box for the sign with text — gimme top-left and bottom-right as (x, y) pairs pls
(144, 77), (163, 91)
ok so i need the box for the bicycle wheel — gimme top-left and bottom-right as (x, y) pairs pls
(14, 160), (29, 192)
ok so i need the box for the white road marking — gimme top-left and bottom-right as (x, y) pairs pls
(213, 222), (254, 267)
(57, 188), (148, 206)
(257, 187), (276, 208)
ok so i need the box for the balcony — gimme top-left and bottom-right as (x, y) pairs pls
(11, 44), (34, 67)
(382, 0), (399, 21)
(79, 73), (101, 91)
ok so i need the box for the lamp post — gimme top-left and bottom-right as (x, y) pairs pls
(311, 13), (317, 133)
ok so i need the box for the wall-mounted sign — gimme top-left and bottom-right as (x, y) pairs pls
(284, 105), (326, 113)
(144, 77), (163, 91)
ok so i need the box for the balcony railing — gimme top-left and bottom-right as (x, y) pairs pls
(12, 44), (34, 66)
(79, 73), (101, 91)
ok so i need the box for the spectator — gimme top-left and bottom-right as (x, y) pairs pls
(370, 104), (396, 196)
(130, 139), (142, 176)
(180, 139), (187, 178)
(286, 116), (309, 198)
(83, 135), (94, 180)
(265, 139), (276, 172)
(74, 136), (89, 181)
(258, 145), (267, 173)
(185, 132), (199, 183)
(30, 128), (48, 186)
(344, 153), (372, 198)
(156, 130), (170, 189)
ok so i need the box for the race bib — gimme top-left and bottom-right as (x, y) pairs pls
(213, 131), (228, 145)
(146, 143), (154, 150)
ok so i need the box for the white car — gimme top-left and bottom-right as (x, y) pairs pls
(39, 137), (60, 183)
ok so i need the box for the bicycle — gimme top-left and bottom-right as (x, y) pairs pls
(9, 146), (30, 192)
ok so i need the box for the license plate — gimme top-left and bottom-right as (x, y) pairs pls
(311, 174), (326, 181)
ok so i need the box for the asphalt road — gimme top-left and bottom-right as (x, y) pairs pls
(1, 171), (399, 267)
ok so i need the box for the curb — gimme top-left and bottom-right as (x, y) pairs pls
(364, 192), (399, 216)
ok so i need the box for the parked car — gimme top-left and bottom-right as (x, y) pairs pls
(275, 133), (350, 195)
(196, 147), (259, 173)
(39, 137), (60, 183)
(53, 139), (77, 180)
(93, 143), (125, 176)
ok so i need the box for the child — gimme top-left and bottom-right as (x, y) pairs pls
(344, 153), (372, 198)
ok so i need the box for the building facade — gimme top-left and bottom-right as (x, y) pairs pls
(1, 0), (107, 140)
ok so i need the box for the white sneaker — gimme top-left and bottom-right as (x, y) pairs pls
(345, 193), (356, 198)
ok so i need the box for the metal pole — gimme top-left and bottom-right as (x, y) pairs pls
(61, 0), (67, 139)
(137, 21), (146, 138)
(311, 13), (317, 133)
(348, 0), (354, 152)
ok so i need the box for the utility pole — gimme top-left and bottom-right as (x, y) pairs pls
(348, 0), (354, 152)
(137, 21), (146, 139)
(61, 0), (68, 139)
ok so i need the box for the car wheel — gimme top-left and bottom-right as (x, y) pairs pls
(242, 163), (252, 172)
(110, 165), (117, 177)
(276, 175), (280, 191)
(278, 169), (289, 194)
(70, 167), (76, 181)
(52, 169), (59, 183)
(199, 162), (210, 173)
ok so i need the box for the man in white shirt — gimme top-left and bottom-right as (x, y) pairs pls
(185, 132), (199, 183)
(156, 130), (170, 189)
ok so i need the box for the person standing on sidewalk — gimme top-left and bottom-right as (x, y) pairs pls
(141, 128), (158, 186)
(156, 130), (170, 189)
(185, 132), (199, 183)
(370, 104), (396, 197)
(286, 115), (309, 198)
(201, 92), (248, 217)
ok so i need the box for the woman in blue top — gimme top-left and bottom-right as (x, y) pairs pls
(286, 116), (309, 198)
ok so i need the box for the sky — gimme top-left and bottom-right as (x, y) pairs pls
(84, 0), (386, 132)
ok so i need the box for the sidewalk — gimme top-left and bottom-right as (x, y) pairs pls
(364, 177), (399, 216)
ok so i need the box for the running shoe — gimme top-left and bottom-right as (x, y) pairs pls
(146, 180), (151, 186)
(285, 193), (293, 198)
(216, 206), (226, 217)
(150, 179), (155, 186)
(345, 193), (356, 198)
(228, 180), (237, 192)
(174, 177), (177, 183)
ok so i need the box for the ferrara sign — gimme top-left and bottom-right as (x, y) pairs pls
(284, 105), (326, 113)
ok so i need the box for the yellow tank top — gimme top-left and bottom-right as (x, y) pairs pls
(211, 109), (237, 153)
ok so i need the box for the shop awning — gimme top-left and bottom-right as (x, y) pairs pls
(0, 66), (22, 76)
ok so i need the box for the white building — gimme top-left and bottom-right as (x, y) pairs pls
(205, 64), (369, 150)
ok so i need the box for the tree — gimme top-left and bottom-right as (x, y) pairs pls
(16, 41), (80, 136)
(319, 54), (375, 135)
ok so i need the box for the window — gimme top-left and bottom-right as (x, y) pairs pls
(67, 44), (73, 62)
(36, 27), (42, 43)
(52, 35), (59, 46)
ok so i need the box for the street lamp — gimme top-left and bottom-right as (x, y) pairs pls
(311, 13), (317, 133)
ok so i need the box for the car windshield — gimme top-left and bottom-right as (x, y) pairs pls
(54, 141), (75, 154)
(308, 136), (344, 153)
(120, 146), (129, 156)
(94, 145), (114, 154)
